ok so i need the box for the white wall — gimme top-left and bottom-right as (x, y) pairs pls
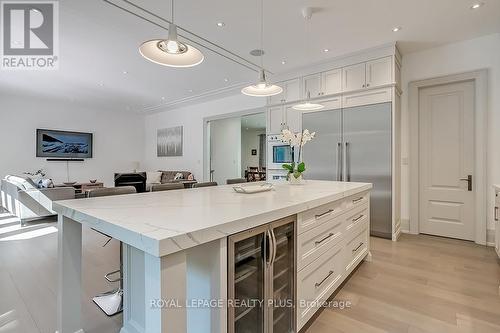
(241, 128), (265, 175)
(144, 94), (265, 180)
(401, 33), (500, 233)
(0, 95), (144, 187)
(210, 117), (242, 185)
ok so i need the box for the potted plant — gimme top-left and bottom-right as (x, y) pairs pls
(280, 129), (315, 184)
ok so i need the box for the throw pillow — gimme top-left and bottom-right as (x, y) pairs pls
(38, 178), (54, 188)
(174, 172), (184, 180)
(147, 171), (162, 184)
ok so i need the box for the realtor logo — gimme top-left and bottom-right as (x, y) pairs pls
(1, 1), (59, 70)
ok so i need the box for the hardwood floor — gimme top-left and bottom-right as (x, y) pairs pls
(0, 210), (499, 333)
(306, 234), (500, 333)
(0, 212), (122, 333)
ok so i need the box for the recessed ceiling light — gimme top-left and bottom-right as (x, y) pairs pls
(188, 89), (193, 93)
(216, 22), (225, 27)
(281, 60), (286, 65)
(224, 78), (229, 82)
(470, 2), (484, 9)
(392, 26), (402, 32)
(122, 71), (128, 74)
(323, 49), (329, 53)
(161, 96), (166, 100)
(98, 83), (104, 87)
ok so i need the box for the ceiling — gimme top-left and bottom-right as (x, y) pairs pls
(1, 0), (499, 114)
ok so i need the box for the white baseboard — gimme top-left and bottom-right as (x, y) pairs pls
(486, 228), (495, 247)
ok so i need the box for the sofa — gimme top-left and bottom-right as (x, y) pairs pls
(1, 175), (75, 225)
(146, 170), (195, 191)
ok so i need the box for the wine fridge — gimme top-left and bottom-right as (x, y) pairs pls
(228, 216), (296, 333)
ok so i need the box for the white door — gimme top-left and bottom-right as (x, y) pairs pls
(210, 117), (242, 185)
(322, 69), (342, 95)
(419, 80), (475, 240)
(342, 63), (366, 92)
(366, 57), (392, 88)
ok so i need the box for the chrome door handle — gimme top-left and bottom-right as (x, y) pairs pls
(495, 207), (499, 222)
(339, 142), (344, 181)
(315, 270), (334, 288)
(266, 230), (273, 267)
(459, 175), (472, 191)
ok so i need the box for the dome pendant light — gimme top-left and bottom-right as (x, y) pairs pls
(293, 8), (324, 111)
(139, 0), (204, 68)
(292, 91), (325, 111)
(241, 69), (283, 97)
(241, 0), (282, 97)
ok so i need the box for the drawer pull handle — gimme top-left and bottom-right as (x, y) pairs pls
(315, 209), (334, 219)
(352, 197), (364, 204)
(352, 215), (364, 222)
(315, 233), (334, 245)
(315, 270), (334, 288)
(352, 242), (364, 253)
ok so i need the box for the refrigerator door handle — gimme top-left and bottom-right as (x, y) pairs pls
(336, 142), (342, 181)
(345, 142), (351, 182)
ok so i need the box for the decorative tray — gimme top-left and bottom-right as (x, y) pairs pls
(233, 183), (274, 194)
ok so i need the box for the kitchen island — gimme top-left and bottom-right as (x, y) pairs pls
(54, 180), (372, 333)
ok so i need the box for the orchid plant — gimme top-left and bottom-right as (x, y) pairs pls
(280, 129), (316, 181)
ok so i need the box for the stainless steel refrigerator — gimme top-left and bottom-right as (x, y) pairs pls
(302, 102), (392, 239)
(228, 216), (296, 333)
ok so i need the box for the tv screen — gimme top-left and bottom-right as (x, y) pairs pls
(36, 129), (93, 158)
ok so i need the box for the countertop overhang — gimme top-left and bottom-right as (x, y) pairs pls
(54, 180), (372, 257)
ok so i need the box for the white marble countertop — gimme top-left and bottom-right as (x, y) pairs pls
(54, 180), (372, 257)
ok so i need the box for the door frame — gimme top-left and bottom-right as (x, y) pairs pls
(409, 69), (488, 245)
(203, 107), (266, 182)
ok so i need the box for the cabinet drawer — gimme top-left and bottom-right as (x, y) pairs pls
(297, 215), (343, 270)
(297, 200), (344, 235)
(343, 204), (369, 234)
(344, 191), (369, 212)
(344, 224), (368, 273)
(297, 242), (344, 329)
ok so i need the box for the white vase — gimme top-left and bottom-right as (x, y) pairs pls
(288, 174), (305, 185)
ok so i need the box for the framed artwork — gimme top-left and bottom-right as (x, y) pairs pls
(157, 126), (183, 157)
(251, 149), (257, 156)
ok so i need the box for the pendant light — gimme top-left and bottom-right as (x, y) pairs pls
(292, 91), (325, 111)
(241, 0), (282, 97)
(139, 0), (204, 68)
(292, 8), (325, 110)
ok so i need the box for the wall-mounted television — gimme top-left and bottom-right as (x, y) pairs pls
(36, 129), (93, 159)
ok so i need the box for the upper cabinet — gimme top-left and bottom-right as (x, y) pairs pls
(343, 57), (392, 92)
(322, 69), (342, 95)
(269, 78), (301, 105)
(302, 69), (342, 98)
(342, 63), (366, 91)
(266, 52), (398, 107)
(366, 57), (392, 88)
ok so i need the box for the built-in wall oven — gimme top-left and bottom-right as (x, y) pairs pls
(267, 135), (293, 170)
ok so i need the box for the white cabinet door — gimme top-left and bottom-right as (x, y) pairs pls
(303, 74), (322, 98)
(322, 69), (342, 95)
(342, 63), (366, 92)
(269, 106), (284, 134)
(285, 107), (301, 133)
(269, 84), (285, 105)
(284, 79), (301, 103)
(366, 57), (392, 88)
